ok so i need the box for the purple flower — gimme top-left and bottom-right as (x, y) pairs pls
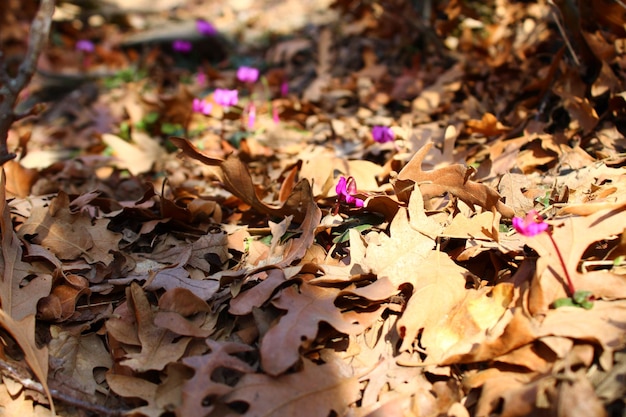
(280, 80), (289, 96)
(372, 126), (395, 143)
(75, 40), (95, 53)
(336, 176), (364, 208)
(196, 19), (217, 36)
(196, 72), (207, 86)
(213, 88), (238, 107)
(172, 40), (192, 53)
(192, 98), (212, 115)
(236, 66), (259, 83)
(512, 210), (549, 237)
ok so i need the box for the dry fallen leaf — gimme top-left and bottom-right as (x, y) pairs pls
(37, 273), (90, 321)
(223, 359), (360, 417)
(397, 142), (514, 217)
(179, 340), (255, 416)
(0, 171), (52, 320)
(5, 2), (626, 416)
(0, 310), (54, 415)
(106, 373), (163, 417)
(113, 283), (192, 372)
(142, 246), (220, 300)
(261, 276), (380, 376)
(465, 112), (511, 136)
(419, 283), (514, 364)
(525, 204), (626, 313)
(18, 191), (122, 264)
(102, 132), (167, 175)
(48, 325), (113, 395)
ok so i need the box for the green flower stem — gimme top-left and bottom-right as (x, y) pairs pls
(261, 76), (274, 116)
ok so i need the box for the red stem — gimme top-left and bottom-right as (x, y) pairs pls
(547, 231), (576, 297)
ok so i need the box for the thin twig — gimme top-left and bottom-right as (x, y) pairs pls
(546, 0), (581, 68)
(0, 359), (126, 417)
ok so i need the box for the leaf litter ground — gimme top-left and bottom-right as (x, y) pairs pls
(1, 0), (626, 416)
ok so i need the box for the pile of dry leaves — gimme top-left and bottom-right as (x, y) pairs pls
(1, 0), (626, 416)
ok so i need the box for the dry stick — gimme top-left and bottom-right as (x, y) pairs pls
(0, 0), (55, 165)
(546, 0), (581, 68)
(0, 359), (126, 417)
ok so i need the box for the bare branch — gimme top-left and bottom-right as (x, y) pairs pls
(0, 359), (126, 417)
(0, 0), (56, 165)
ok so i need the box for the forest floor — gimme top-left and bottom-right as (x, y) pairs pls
(1, 0), (626, 416)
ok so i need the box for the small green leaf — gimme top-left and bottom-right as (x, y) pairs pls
(161, 122), (184, 136)
(534, 191), (551, 208)
(332, 224), (371, 244)
(228, 131), (250, 148)
(573, 290), (592, 305)
(119, 121), (131, 140)
(552, 297), (576, 308)
(553, 292), (594, 309)
(144, 112), (159, 124)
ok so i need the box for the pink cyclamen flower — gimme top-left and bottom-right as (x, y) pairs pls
(213, 88), (238, 107)
(196, 19), (217, 36)
(75, 39), (95, 53)
(196, 72), (207, 87)
(236, 66), (259, 83)
(372, 126), (395, 143)
(172, 40), (192, 53)
(192, 98), (212, 115)
(280, 80), (289, 96)
(512, 210), (549, 237)
(336, 176), (365, 208)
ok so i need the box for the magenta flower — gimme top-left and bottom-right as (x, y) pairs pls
(213, 88), (238, 107)
(75, 39), (95, 53)
(512, 210), (549, 237)
(336, 176), (365, 208)
(512, 209), (588, 305)
(172, 40), (192, 53)
(196, 19), (217, 36)
(236, 66), (259, 83)
(196, 72), (207, 86)
(372, 126), (395, 143)
(280, 81), (289, 96)
(192, 98), (212, 115)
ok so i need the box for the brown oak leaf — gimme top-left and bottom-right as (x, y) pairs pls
(48, 325), (113, 395)
(112, 283), (191, 372)
(18, 191), (122, 264)
(525, 204), (626, 313)
(223, 359), (359, 417)
(261, 277), (380, 376)
(397, 142), (514, 217)
(179, 340), (255, 416)
(0, 172), (52, 320)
